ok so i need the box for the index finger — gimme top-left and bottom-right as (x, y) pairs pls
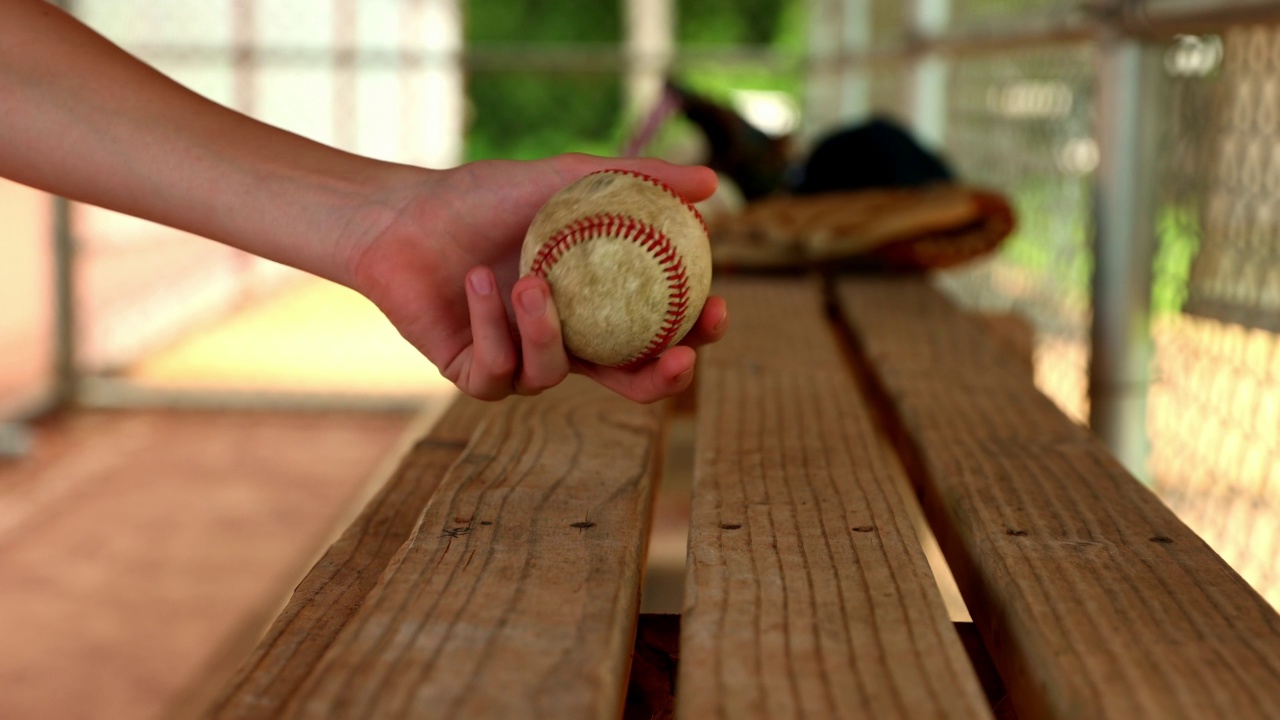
(553, 154), (719, 204)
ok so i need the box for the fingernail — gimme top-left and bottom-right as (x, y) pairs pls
(674, 367), (694, 386)
(519, 286), (547, 319)
(469, 269), (493, 295)
(713, 309), (728, 333)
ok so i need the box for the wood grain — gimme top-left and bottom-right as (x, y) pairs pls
(203, 395), (492, 719)
(976, 313), (1035, 374)
(835, 276), (1280, 720)
(679, 276), (992, 720)
(274, 377), (663, 719)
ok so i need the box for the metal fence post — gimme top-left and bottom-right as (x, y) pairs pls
(804, 0), (870, 142)
(414, 0), (464, 169)
(51, 0), (78, 412)
(908, 0), (949, 149)
(804, 0), (839, 139)
(1090, 28), (1163, 481)
(52, 196), (76, 410)
(625, 0), (673, 118)
(836, 0), (871, 123)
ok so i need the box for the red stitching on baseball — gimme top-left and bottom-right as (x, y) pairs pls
(588, 169), (708, 236)
(529, 212), (690, 367)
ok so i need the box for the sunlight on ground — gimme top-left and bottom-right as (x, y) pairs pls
(127, 279), (454, 397)
(1150, 313), (1280, 608)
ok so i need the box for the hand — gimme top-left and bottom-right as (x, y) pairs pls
(348, 153), (729, 403)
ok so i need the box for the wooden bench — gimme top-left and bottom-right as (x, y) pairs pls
(198, 275), (1280, 720)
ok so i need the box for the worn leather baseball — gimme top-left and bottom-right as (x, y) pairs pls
(520, 170), (712, 367)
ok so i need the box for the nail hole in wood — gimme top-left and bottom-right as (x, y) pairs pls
(853, 525), (875, 533)
(719, 523), (742, 530)
(1006, 529), (1029, 537)
(479, 521), (492, 526)
(570, 521), (596, 529)
(1149, 536), (1173, 544)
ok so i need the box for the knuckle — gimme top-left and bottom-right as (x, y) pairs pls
(520, 371), (564, 395)
(467, 365), (518, 401)
(523, 328), (560, 350)
(485, 351), (519, 380)
(465, 383), (509, 402)
(521, 380), (551, 395)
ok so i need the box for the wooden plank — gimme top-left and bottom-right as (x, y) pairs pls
(976, 313), (1035, 374)
(202, 395), (491, 719)
(269, 377), (663, 719)
(835, 276), (1280, 720)
(679, 276), (992, 720)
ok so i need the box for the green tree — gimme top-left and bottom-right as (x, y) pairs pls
(463, 0), (806, 161)
(465, 0), (622, 160)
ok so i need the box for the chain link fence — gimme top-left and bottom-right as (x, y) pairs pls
(935, 43), (1097, 424)
(860, 4), (1280, 606)
(1148, 23), (1280, 607)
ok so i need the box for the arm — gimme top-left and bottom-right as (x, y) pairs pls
(0, 0), (385, 283)
(0, 0), (726, 402)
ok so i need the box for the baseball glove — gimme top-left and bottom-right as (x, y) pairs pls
(709, 185), (1016, 273)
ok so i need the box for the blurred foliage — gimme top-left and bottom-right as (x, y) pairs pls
(641, 0), (808, 164)
(465, 72), (625, 160)
(466, 0), (621, 44)
(464, 0), (622, 161)
(676, 0), (805, 48)
(1152, 206), (1200, 317)
(1002, 179), (1093, 309)
(463, 0), (805, 161)
(674, 0), (806, 91)
(991, 189), (1200, 320)
(983, 190), (1200, 323)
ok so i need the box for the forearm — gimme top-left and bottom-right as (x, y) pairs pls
(0, 0), (414, 285)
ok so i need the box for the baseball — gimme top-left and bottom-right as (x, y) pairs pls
(520, 169), (712, 367)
